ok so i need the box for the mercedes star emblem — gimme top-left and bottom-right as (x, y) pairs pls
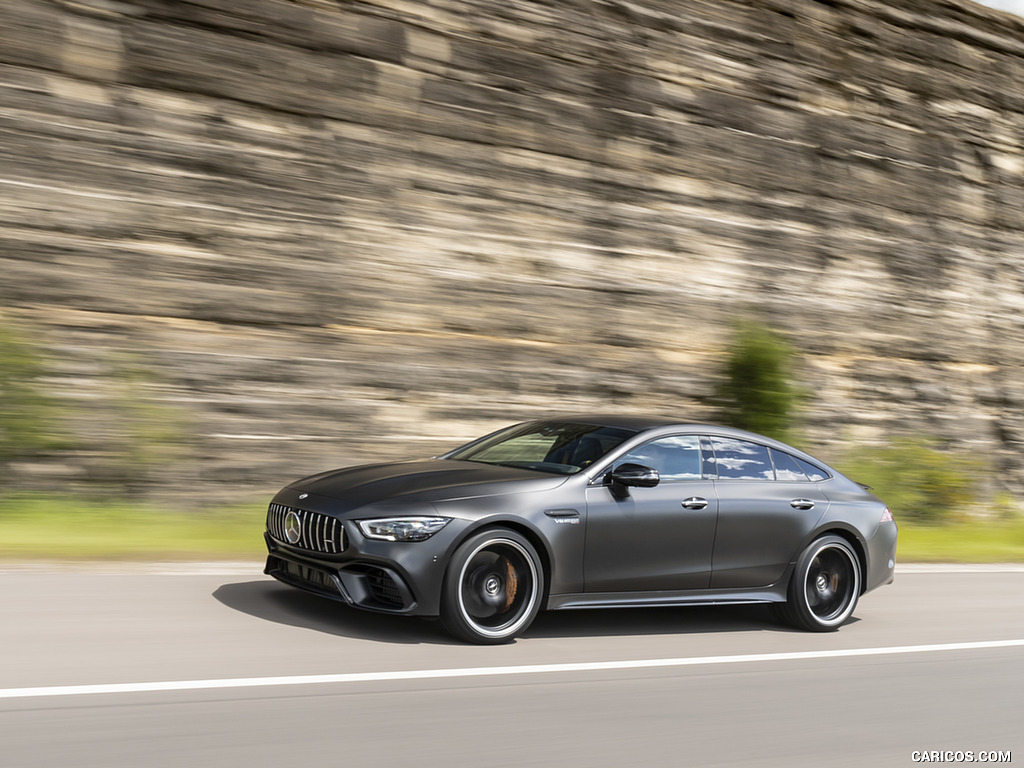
(284, 510), (302, 544)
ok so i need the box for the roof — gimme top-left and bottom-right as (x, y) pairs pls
(535, 413), (710, 431)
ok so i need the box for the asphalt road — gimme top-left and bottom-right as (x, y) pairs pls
(0, 564), (1020, 768)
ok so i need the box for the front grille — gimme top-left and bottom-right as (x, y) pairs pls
(365, 567), (404, 608)
(267, 503), (346, 554)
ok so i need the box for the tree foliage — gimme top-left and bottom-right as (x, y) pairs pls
(0, 320), (61, 469)
(840, 438), (983, 524)
(715, 320), (798, 442)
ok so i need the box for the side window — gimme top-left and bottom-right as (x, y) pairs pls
(617, 435), (702, 482)
(795, 456), (829, 482)
(769, 448), (809, 482)
(710, 438), (774, 480)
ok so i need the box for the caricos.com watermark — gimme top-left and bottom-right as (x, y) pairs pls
(912, 751), (1012, 763)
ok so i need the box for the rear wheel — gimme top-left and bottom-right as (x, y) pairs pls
(440, 528), (543, 644)
(775, 535), (861, 632)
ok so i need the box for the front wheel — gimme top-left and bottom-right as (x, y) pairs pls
(775, 535), (861, 632)
(440, 528), (543, 644)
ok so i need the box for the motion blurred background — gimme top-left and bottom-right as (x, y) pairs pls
(1, 0), (1023, 555)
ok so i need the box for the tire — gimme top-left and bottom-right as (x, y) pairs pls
(776, 535), (861, 632)
(440, 528), (544, 644)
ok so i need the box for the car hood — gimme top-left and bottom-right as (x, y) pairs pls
(284, 459), (569, 513)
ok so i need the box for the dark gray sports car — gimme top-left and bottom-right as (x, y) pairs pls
(264, 416), (897, 643)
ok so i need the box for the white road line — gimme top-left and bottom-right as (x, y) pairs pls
(2, 639), (1022, 701)
(896, 564), (1024, 573)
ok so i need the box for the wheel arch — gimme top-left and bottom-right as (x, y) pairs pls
(812, 526), (868, 595)
(445, 517), (554, 606)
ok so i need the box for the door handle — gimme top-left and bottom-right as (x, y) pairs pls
(682, 497), (708, 510)
(790, 499), (815, 510)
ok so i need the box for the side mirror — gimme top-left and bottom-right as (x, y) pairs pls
(606, 462), (660, 489)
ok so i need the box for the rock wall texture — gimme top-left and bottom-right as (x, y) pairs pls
(1, 0), (1023, 501)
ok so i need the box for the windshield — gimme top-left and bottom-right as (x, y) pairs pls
(445, 421), (637, 475)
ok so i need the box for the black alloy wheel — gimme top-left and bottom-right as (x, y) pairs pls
(775, 535), (861, 632)
(440, 528), (543, 644)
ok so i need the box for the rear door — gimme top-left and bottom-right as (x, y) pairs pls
(708, 439), (829, 589)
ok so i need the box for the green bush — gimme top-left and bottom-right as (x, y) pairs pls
(0, 319), (63, 472)
(839, 437), (983, 525)
(94, 352), (190, 492)
(715, 320), (799, 442)
(0, 318), (189, 494)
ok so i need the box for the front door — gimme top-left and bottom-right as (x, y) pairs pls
(584, 435), (718, 592)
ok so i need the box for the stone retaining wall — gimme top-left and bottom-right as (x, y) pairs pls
(1, 0), (1022, 501)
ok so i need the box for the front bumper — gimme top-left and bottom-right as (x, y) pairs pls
(263, 506), (466, 617)
(265, 535), (420, 613)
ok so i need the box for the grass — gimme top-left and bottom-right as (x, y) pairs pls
(1, 494), (1023, 563)
(0, 495), (266, 561)
(896, 518), (1024, 563)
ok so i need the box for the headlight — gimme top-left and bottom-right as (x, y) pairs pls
(357, 517), (451, 542)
